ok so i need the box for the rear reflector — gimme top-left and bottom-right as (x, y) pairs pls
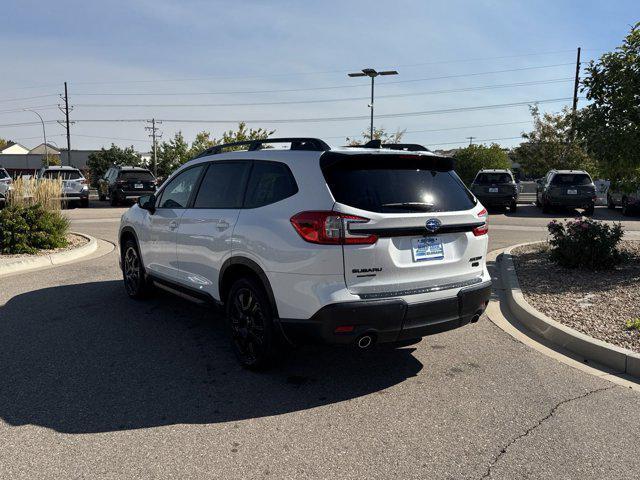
(334, 325), (355, 334)
(290, 211), (378, 245)
(472, 223), (489, 236)
(477, 208), (487, 218)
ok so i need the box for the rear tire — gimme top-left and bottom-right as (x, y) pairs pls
(542, 199), (551, 214)
(80, 197), (89, 208)
(607, 195), (615, 210)
(121, 239), (153, 299)
(509, 200), (517, 213)
(622, 198), (631, 216)
(225, 277), (279, 370)
(110, 191), (119, 207)
(583, 204), (595, 216)
(99, 193), (106, 201)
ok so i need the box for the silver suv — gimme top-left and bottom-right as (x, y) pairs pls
(119, 138), (492, 369)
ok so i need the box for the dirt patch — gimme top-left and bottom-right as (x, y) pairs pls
(0, 233), (89, 260)
(512, 241), (640, 353)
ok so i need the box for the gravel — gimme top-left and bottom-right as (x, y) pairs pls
(0, 233), (89, 260)
(512, 241), (640, 353)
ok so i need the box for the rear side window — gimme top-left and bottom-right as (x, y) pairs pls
(551, 174), (592, 186)
(43, 170), (83, 180)
(322, 155), (475, 213)
(474, 173), (512, 184)
(118, 170), (155, 181)
(193, 161), (250, 209)
(244, 161), (298, 208)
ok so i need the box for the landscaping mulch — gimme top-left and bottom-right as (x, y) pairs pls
(0, 233), (89, 260)
(512, 241), (640, 354)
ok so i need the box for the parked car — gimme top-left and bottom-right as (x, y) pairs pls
(536, 170), (596, 215)
(36, 166), (89, 208)
(607, 182), (640, 216)
(0, 167), (12, 207)
(118, 138), (492, 369)
(469, 169), (518, 212)
(98, 166), (157, 206)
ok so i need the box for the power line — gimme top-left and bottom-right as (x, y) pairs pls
(427, 136), (523, 147)
(0, 93), (60, 104)
(72, 63), (576, 97)
(0, 104), (59, 115)
(72, 78), (573, 108)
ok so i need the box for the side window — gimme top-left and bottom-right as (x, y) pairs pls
(157, 166), (204, 209)
(193, 162), (251, 209)
(244, 161), (298, 209)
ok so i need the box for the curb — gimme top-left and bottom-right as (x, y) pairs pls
(501, 242), (640, 379)
(0, 232), (98, 277)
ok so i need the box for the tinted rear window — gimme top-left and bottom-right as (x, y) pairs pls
(551, 174), (592, 186)
(244, 161), (298, 208)
(119, 170), (155, 181)
(322, 155), (475, 213)
(43, 170), (82, 180)
(474, 173), (512, 184)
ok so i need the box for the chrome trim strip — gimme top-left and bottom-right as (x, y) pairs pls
(358, 277), (483, 300)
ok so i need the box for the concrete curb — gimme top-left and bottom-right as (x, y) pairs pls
(0, 232), (97, 277)
(501, 242), (640, 378)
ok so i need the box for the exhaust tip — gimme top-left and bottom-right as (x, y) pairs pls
(471, 310), (483, 323)
(356, 334), (374, 349)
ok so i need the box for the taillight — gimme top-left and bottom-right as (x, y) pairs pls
(81, 179), (88, 185)
(290, 211), (378, 245)
(473, 223), (489, 236)
(477, 208), (487, 218)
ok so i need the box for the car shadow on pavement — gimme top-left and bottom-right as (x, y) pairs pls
(503, 204), (637, 221)
(0, 281), (423, 434)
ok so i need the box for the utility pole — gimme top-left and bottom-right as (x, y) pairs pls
(58, 82), (74, 166)
(467, 136), (475, 146)
(145, 119), (162, 177)
(572, 47), (581, 115)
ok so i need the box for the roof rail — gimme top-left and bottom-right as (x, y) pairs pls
(195, 137), (331, 158)
(360, 140), (430, 152)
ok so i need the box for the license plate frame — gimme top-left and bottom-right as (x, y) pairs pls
(411, 237), (444, 262)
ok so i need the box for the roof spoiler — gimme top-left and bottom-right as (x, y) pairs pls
(361, 140), (430, 152)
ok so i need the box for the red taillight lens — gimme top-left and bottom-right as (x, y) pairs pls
(477, 207), (487, 218)
(290, 211), (378, 245)
(473, 223), (489, 236)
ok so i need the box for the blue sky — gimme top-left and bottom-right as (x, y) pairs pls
(1, 0), (638, 151)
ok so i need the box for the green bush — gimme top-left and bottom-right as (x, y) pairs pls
(0, 204), (69, 254)
(547, 218), (624, 270)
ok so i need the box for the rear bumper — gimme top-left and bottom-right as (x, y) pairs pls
(117, 189), (155, 199)
(60, 192), (89, 201)
(476, 194), (516, 206)
(279, 281), (492, 346)
(548, 196), (594, 208)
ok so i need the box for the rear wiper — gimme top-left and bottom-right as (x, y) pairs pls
(381, 202), (435, 211)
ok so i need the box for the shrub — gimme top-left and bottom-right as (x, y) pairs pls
(0, 204), (69, 254)
(8, 177), (63, 210)
(547, 218), (624, 270)
(625, 318), (640, 332)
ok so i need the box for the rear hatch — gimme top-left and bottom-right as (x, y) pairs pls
(321, 153), (487, 298)
(117, 170), (156, 192)
(42, 169), (85, 194)
(549, 173), (595, 200)
(471, 172), (515, 196)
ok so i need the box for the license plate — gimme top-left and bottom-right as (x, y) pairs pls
(567, 189), (577, 195)
(411, 237), (444, 262)
(489, 187), (498, 193)
(134, 183), (143, 189)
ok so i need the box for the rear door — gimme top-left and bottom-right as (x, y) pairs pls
(473, 172), (514, 196)
(322, 153), (487, 297)
(175, 161), (251, 296)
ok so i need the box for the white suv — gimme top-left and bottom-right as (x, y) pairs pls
(119, 138), (491, 368)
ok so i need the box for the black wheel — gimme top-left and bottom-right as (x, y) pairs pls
(509, 200), (517, 213)
(225, 277), (278, 370)
(80, 197), (89, 208)
(622, 198), (631, 216)
(99, 193), (106, 201)
(607, 195), (615, 210)
(542, 199), (551, 214)
(110, 191), (119, 207)
(583, 204), (595, 216)
(122, 240), (153, 299)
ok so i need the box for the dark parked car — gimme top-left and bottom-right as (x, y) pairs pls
(536, 170), (596, 215)
(607, 181), (640, 216)
(98, 166), (156, 206)
(470, 169), (518, 212)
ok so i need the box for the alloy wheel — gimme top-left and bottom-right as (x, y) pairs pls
(229, 287), (266, 365)
(123, 246), (141, 295)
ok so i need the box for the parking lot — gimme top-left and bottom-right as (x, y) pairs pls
(0, 201), (638, 479)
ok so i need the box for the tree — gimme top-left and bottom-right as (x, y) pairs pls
(346, 126), (406, 146)
(42, 154), (61, 167)
(453, 143), (511, 185)
(189, 131), (219, 158)
(156, 132), (190, 179)
(0, 138), (8, 151)
(220, 121), (274, 147)
(513, 106), (594, 179)
(579, 22), (640, 183)
(87, 145), (142, 186)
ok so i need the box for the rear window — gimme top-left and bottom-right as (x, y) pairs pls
(43, 170), (82, 180)
(474, 172), (512, 184)
(0, 169), (8, 179)
(118, 170), (155, 181)
(551, 174), (592, 186)
(321, 154), (475, 213)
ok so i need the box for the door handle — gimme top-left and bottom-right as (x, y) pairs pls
(216, 219), (230, 231)
(169, 220), (179, 230)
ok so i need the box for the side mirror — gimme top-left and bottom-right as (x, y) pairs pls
(138, 194), (156, 213)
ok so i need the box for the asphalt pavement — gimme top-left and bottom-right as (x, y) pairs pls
(1, 202), (639, 479)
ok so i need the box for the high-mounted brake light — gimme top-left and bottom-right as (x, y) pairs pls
(473, 223), (489, 236)
(290, 211), (378, 245)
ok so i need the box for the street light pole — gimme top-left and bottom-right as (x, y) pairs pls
(348, 68), (398, 141)
(24, 109), (48, 166)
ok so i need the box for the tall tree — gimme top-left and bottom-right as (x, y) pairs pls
(346, 126), (406, 146)
(579, 22), (640, 183)
(220, 121), (274, 147)
(513, 106), (594, 179)
(0, 138), (8, 151)
(453, 143), (512, 184)
(156, 132), (190, 179)
(87, 144), (142, 186)
(189, 131), (219, 158)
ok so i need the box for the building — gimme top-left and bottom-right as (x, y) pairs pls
(0, 141), (30, 155)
